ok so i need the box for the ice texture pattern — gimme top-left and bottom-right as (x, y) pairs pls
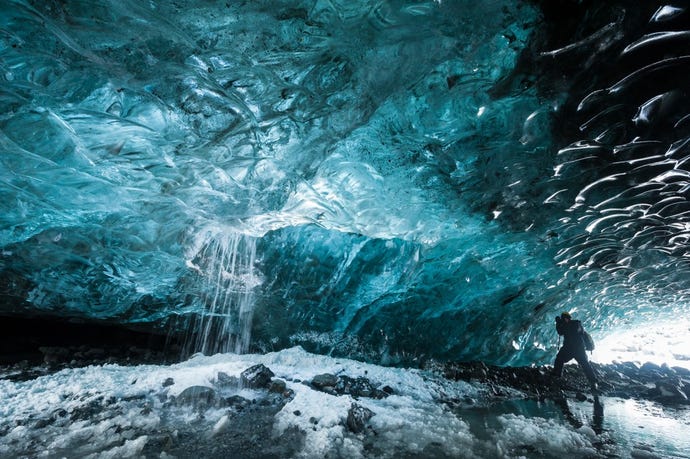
(1, 1), (690, 366)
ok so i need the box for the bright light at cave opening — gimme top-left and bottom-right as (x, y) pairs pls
(594, 319), (690, 369)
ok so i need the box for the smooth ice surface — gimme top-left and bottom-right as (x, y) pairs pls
(3, 347), (689, 458)
(2, 1), (690, 366)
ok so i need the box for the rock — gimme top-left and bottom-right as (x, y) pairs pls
(311, 373), (338, 389)
(660, 364), (676, 376)
(240, 364), (275, 389)
(308, 374), (391, 399)
(70, 398), (107, 421)
(467, 361), (490, 379)
(216, 371), (239, 387)
(224, 395), (251, 410)
(269, 378), (287, 394)
(640, 362), (664, 379)
(641, 362), (662, 371)
(338, 376), (387, 399)
(673, 366), (690, 376)
(176, 386), (217, 408)
(683, 385), (690, 400)
(346, 403), (374, 433)
(162, 377), (174, 387)
(655, 379), (688, 402)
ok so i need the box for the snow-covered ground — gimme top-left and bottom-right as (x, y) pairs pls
(1, 347), (688, 458)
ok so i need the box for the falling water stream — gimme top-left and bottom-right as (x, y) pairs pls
(189, 231), (260, 355)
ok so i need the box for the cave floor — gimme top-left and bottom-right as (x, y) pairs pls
(1, 347), (689, 458)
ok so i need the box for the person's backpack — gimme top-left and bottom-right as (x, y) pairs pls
(582, 331), (595, 351)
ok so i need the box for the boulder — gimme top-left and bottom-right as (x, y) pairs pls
(311, 373), (338, 389)
(176, 386), (217, 408)
(655, 378), (688, 402)
(346, 403), (374, 433)
(240, 364), (275, 389)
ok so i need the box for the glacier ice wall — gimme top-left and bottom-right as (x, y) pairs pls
(1, 0), (689, 366)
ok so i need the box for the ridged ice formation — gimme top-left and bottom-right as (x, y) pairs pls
(1, 1), (689, 364)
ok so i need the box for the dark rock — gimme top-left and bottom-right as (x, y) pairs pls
(176, 386), (217, 408)
(162, 377), (174, 387)
(468, 361), (490, 379)
(683, 384), (690, 400)
(437, 359), (690, 405)
(338, 376), (388, 399)
(224, 395), (251, 410)
(70, 397), (106, 421)
(673, 366), (690, 376)
(216, 371), (239, 387)
(269, 378), (287, 394)
(311, 373), (338, 389)
(346, 403), (374, 433)
(293, 410), (301, 416)
(240, 364), (275, 389)
(575, 392), (587, 402)
(655, 378), (688, 402)
(307, 374), (391, 399)
(640, 362), (663, 378)
(660, 364), (676, 376)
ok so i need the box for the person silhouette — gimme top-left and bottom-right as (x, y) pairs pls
(553, 312), (598, 393)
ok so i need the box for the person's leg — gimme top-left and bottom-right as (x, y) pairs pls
(574, 350), (597, 387)
(553, 348), (573, 377)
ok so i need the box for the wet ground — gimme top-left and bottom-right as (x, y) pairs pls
(1, 345), (689, 458)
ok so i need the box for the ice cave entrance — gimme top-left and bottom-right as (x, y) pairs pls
(595, 320), (690, 370)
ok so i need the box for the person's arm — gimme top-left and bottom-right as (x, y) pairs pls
(556, 318), (565, 335)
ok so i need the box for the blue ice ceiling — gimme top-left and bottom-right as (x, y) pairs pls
(1, 0), (689, 366)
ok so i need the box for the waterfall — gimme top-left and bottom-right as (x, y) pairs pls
(188, 230), (260, 355)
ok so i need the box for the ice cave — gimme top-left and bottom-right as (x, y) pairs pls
(1, 0), (689, 457)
